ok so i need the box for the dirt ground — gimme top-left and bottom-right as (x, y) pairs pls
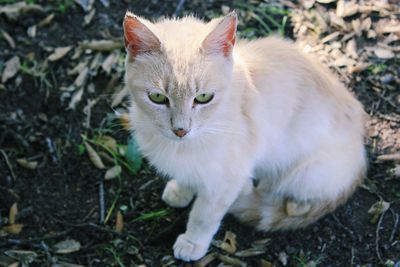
(0, 1), (399, 266)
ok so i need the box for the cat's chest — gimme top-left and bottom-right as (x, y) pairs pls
(135, 132), (225, 182)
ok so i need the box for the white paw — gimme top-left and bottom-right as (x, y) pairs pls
(173, 234), (208, 261)
(162, 180), (193, 208)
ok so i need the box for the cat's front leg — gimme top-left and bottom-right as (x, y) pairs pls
(162, 179), (194, 208)
(173, 181), (242, 261)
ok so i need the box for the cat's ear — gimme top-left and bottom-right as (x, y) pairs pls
(201, 11), (237, 57)
(123, 11), (161, 59)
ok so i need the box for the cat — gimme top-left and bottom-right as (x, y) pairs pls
(123, 11), (367, 261)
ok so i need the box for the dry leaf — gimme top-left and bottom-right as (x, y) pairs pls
(68, 88), (84, 110)
(346, 39), (358, 58)
(220, 231), (237, 254)
(316, 0), (336, 3)
(336, 0), (358, 18)
(259, 259), (275, 267)
(368, 200), (390, 224)
(115, 211), (124, 233)
(27, 25), (36, 38)
(8, 262), (19, 267)
(217, 254), (247, 267)
(3, 224), (24, 235)
(1, 29), (15, 48)
(84, 8), (96, 26)
(278, 251), (288, 266)
(0, 2), (44, 21)
(84, 141), (105, 169)
(73, 66), (89, 87)
(38, 13), (55, 27)
(80, 40), (123, 51)
(119, 113), (133, 131)
(9, 203), (18, 224)
(2, 56), (20, 83)
(193, 253), (217, 267)
(377, 153), (400, 162)
(105, 165), (121, 180)
(4, 250), (37, 263)
(53, 239), (81, 254)
(101, 52), (117, 74)
(97, 135), (117, 152)
(111, 86), (129, 107)
(48, 46), (72, 61)
(235, 247), (267, 257)
(373, 47), (394, 59)
(16, 158), (38, 170)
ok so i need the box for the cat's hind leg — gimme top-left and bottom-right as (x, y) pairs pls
(162, 180), (194, 208)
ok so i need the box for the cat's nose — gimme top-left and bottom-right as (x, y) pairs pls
(173, 128), (188, 138)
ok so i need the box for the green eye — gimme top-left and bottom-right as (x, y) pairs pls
(194, 93), (214, 104)
(149, 93), (168, 104)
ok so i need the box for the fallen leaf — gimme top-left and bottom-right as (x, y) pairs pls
(38, 13), (55, 27)
(1, 29), (15, 48)
(97, 135), (117, 152)
(27, 25), (36, 38)
(373, 47), (394, 59)
(2, 56), (20, 83)
(68, 87), (84, 110)
(4, 250), (37, 264)
(0, 2), (44, 21)
(217, 254), (247, 267)
(84, 141), (105, 169)
(105, 165), (122, 180)
(9, 203), (18, 224)
(259, 259), (275, 267)
(368, 200), (390, 224)
(75, 0), (95, 12)
(336, 0), (359, 18)
(48, 46), (72, 61)
(53, 239), (81, 254)
(251, 238), (271, 249)
(115, 211), (124, 233)
(83, 8), (96, 26)
(278, 251), (288, 266)
(215, 231), (237, 254)
(16, 158), (38, 170)
(235, 247), (267, 257)
(111, 86), (129, 107)
(3, 224), (24, 235)
(119, 113), (132, 131)
(101, 52), (117, 74)
(80, 40), (123, 51)
(73, 66), (89, 87)
(377, 153), (400, 162)
(193, 253), (217, 267)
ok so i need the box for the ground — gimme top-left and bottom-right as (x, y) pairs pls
(0, 0), (399, 266)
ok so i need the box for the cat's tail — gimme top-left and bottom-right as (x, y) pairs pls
(228, 178), (361, 231)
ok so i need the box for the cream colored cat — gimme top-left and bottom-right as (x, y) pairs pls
(123, 11), (366, 261)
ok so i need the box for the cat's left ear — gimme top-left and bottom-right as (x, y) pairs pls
(123, 11), (161, 59)
(202, 11), (237, 58)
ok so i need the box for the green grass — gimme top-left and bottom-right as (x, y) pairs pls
(131, 209), (170, 222)
(234, 1), (290, 38)
(368, 63), (388, 74)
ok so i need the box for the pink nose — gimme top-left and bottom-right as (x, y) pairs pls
(173, 128), (188, 138)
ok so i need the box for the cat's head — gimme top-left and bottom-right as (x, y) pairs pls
(123, 11), (237, 140)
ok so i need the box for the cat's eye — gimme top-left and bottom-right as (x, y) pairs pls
(194, 93), (214, 104)
(149, 93), (168, 104)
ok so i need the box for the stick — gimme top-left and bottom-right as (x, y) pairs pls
(375, 211), (386, 263)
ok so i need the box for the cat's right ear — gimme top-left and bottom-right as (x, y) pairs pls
(201, 11), (237, 58)
(123, 11), (161, 59)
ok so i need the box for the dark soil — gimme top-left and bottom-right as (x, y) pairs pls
(0, 1), (399, 266)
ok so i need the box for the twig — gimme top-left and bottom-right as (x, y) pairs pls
(375, 210), (387, 263)
(0, 149), (16, 181)
(46, 137), (58, 164)
(376, 153), (400, 162)
(173, 0), (186, 17)
(389, 212), (399, 243)
(99, 179), (105, 224)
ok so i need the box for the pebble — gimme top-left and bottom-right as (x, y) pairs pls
(380, 73), (394, 84)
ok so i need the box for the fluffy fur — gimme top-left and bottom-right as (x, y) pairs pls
(123, 11), (366, 261)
